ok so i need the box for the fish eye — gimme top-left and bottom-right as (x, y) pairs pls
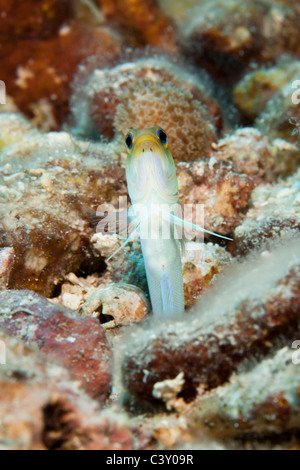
(157, 128), (168, 146)
(125, 132), (133, 150)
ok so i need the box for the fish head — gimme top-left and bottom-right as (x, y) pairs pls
(125, 126), (178, 205)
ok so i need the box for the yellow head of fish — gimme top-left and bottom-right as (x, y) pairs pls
(125, 126), (179, 205)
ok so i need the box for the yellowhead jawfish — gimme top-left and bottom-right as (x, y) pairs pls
(96, 127), (231, 317)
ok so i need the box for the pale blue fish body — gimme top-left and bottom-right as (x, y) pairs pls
(125, 127), (185, 316)
(100, 126), (232, 317)
(140, 215), (184, 316)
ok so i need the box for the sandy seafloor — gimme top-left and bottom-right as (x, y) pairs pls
(0, 0), (300, 450)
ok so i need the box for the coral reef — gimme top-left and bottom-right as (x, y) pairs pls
(182, 242), (231, 307)
(91, 233), (148, 293)
(121, 239), (300, 409)
(0, 0), (74, 41)
(0, 247), (14, 289)
(0, 4), (122, 129)
(81, 283), (149, 328)
(256, 78), (300, 145)
(1, 0), (300, 451)
(71, 57), (220, 161)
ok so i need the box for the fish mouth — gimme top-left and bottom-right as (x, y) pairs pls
(133, 137), (161, 154)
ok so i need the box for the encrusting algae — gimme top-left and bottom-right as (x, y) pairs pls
(0, 0), (300, 451)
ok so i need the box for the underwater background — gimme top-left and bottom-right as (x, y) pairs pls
(0, 0), (300, 450)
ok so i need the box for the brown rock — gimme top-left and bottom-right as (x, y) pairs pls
(0, 330), (133, 450)
(0, 114), (125, 296)
(42, 391), (134, 450)
(233, 168), (300, 255)
(213, 127), (300, 182)
(256, 79), (300, 146)
(121, 239), (300, 409)
(96, 0), (177, 51)
(178, 159), (255, 235)
(0, 330), (49, 450)
(0, 22), (122, 129)
(0, 0), (74, 41)
(0, 289), (112, 401)
(233, 60), (300, 120)
(182, 0), (300, 79)
(182, 242), (231, 307)
(81, 283), (149, 328)
(188, 346), (300, 439)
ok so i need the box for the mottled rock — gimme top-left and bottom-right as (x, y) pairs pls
(0, 330), (133, 450)
(92, 232), (231, 311)
(182, 242), (231, 307)
(233, 168), (300, 254)
(182, 0), (300, 78)
(178, 159), (255, 235)
(234, 60), (300, 120)
(188, 347), (300, 439)
(0, 289), (112, 401)
(256, 78), (300, 146)
(0, 114), (125, 296)
(0, 20), (122, 128)
(43, 396), (134, 450)
(91, 233), (147, 294)
(213, 127), (299, 182)
(96, 0), (177, 51)
(121, 239), (300, 409)
(0, 330), (50, 450)
(0, 0), (74, 41)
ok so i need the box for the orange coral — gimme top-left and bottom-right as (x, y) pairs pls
(73, 57), (221, 161)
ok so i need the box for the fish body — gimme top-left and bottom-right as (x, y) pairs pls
(125, 127), (185, 316)
(91, 126), (232, 317)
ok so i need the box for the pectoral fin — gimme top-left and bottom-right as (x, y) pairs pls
(106, 223), (141, 261)
(168, 213), (233, 241)
(82, 205), (137, 237)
